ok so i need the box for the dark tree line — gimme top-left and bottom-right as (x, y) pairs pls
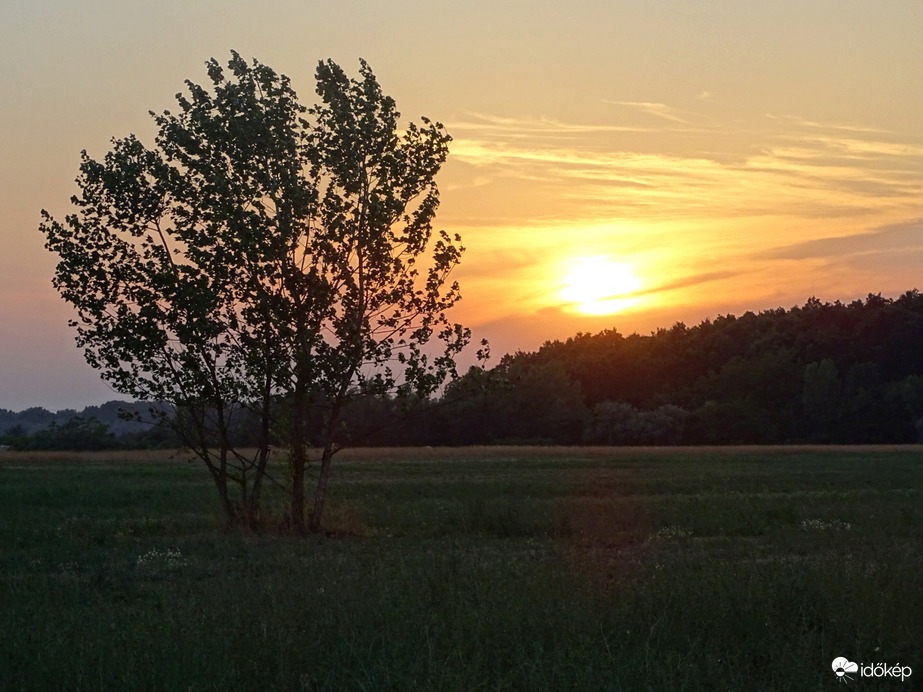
(346, 290), (923, 445)
(432, 290), (923, 445)
(0, 401), (177, 450)
(7, 291), (923, 450)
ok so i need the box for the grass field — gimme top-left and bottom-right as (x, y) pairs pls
(1, 446), (920, 690)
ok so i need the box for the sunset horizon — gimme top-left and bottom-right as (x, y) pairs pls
(2, 1), (922, 411)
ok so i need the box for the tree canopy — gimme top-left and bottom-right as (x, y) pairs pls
(41, 52), (477, 531)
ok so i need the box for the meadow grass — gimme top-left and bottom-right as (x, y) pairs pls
(0, 447), (920, 690)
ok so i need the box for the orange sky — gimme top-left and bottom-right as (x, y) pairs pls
(1, 1), (922, 410)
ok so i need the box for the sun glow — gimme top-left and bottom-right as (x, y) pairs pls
(559, 257), (642, 315)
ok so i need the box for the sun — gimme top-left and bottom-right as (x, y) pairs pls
(559, 257), (642, 315)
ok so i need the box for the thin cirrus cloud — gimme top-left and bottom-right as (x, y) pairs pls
(552, 269), (744, 312)
(762, 219), (923, 262)
(448, 112), (654, 138)
(603, 100), (691, 125)
(764, 113), (889, 135)
(633, 270), (744, 298)
(448, 110), (923, 225)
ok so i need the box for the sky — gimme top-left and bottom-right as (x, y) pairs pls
(1, 0), (922, 411)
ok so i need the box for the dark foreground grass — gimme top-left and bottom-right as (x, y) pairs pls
(0, 447), (920, 690)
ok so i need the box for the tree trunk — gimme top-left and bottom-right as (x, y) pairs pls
(290, 448), (306, 533)
(246, 396), (273, 530)
(177, 409), (239, 528)
(218, 482), (237, 528)
(288, 385), (309, 534)
(247, 445), (270, 531)
(308, 442), (334, 533)
(211, 448), (238, 528)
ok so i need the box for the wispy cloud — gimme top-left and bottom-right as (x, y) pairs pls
(765, 113), (889, 135)
(449, 112), (651, 138)
(604, 100), (690, 124)
(448, 110), (923, 225)
(762, 220), (923, 261)
(636, 270), (744, 297)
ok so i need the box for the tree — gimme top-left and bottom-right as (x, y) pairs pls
(41, 52), (476, 532)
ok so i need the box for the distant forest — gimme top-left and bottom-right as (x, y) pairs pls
(5, 291), (923, 449)
(0, 401), (172, 450)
